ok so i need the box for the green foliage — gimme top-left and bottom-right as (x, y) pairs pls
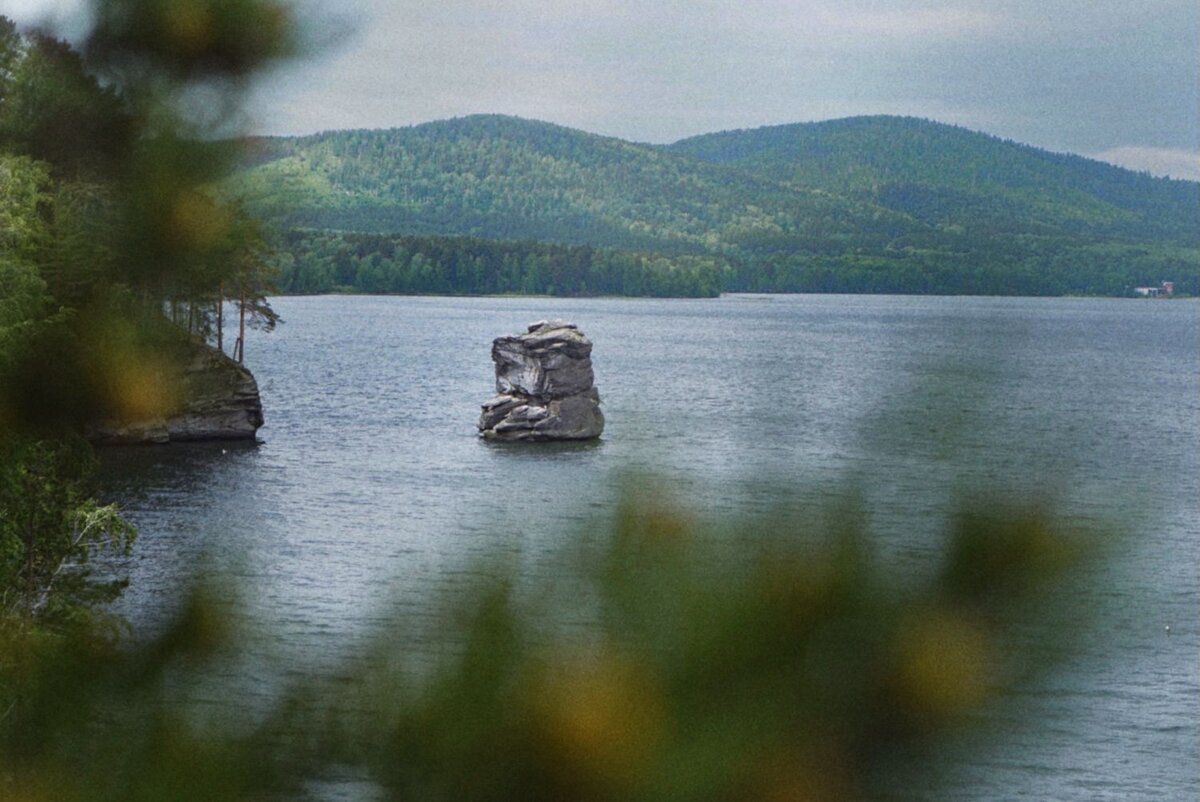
(0, 436), (135, 628)
(0, 257), (48, 333)
(0, 0), (300, 713)
(331, 489), (1095, 801)
(0, 153), (50, 260)
(0, 32), (132, 179)
(677, 117), (1200, 295)
(0, 488), (1099, 800)
(277, 230), (729, 298)
(230, 115), (1200, 297)
(0, 586), (283, 800)
(86, 0), (298, 86)
(0, 2), (294, 330)
(0, 155), (53, 381)
(235, 115), (876, 257)
(671, 116), (1199, 245)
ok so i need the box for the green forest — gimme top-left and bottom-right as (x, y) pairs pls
(275, 231), (728, 297)
(235, 114), (1199, 298)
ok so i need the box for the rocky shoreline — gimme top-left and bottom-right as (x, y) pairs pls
(86, 342), (264, 445)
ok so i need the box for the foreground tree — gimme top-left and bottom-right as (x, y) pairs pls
(0, 0), (302, 689)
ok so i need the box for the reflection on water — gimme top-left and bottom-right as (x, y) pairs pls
(99, 294), (1199, 801)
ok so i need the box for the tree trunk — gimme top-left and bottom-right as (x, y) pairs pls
(217, 282), (224, 354)
(237, 282), (246, 364)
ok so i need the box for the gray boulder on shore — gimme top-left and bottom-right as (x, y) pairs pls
(479, 320), (604, 441)
(86, 342), (264, 445)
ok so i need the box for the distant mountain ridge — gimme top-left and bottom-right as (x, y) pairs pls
(238, 114), (876, 252)
(232, 114), (1199, 296)
(669, 116), (1198, 243)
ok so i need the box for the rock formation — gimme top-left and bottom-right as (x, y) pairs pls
(86, 342), (264, 445)
(478, 320), (604, 441)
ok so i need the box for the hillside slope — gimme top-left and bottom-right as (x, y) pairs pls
(231, 115), (1199, 296)
(237, 114), (906, 254)
(669, 116), (1199, 246)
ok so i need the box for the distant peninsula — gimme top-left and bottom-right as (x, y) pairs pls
(228, 115), (1199, 298)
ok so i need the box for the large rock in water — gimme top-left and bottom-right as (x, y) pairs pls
(479, 320), (604, 441)
(86, 342), (264, 445)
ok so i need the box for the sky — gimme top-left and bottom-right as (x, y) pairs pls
(7, 0), (1199, 180)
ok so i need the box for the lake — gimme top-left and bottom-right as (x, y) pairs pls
(99, 293), (1198, 800)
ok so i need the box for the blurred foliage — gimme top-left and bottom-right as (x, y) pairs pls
(86, 0), (298, 86)
(0, 22), (132, 180)
(0, 436), (135, 627)
(1, 0), (301, 738)
(0, 585), (287, 801)
(339, 490), (1093, 801)
(0, 0), (289, 387)
(0, 488), (1098, 800)
(0, 3), (1116, 800)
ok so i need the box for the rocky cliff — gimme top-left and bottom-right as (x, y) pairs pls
(87, 342), (263, 445)
(479, 320), (604, 441)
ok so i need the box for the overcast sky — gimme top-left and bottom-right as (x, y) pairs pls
(7, 0), (1199, 179)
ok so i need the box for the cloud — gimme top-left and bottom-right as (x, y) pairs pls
(1091, 147), (1200, 182)
(808, 6), (1005, 40)
(247, 1), (1024, 141)
(12, 0), (1200, 160)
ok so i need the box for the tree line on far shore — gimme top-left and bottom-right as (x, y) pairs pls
(274, 230), (728, 297)
(273, 229), (1198, 299)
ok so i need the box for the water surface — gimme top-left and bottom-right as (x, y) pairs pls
(100, 294), (1199, 799)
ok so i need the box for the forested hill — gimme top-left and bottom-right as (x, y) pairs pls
(232, 114), (1200, 296)
(668, 116), (1199, 246)
(237, 114), (891, 253)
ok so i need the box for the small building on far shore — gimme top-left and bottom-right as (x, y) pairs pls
(1134, 281), (1175, 298)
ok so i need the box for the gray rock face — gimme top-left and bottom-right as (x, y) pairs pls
(87, 342), (263, 445)
(479, 320), (604, 441)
